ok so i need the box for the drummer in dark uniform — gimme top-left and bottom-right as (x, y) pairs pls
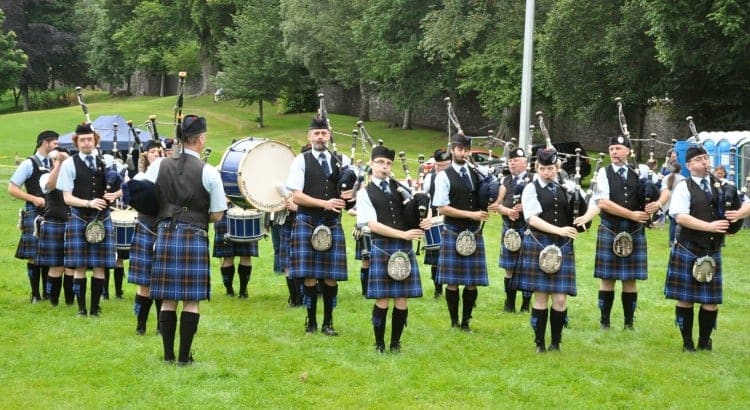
(147, 115), (226, 365)
(8, 130), (59, 303)
(421, 148), (451, 299)
(57, 123), (122, 317)
(212, 201), (258, 299)
(665, 146), (750, 352)
(591, 135), (660, 330)
(490, 147), (533, 313)
(285, 117), (353, 336)
(516, 148), (579, 352)
(356, 146), (431, 353)
(432, 133), (490, 331)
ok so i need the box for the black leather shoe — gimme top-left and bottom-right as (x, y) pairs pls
(503, 300), (515, 313)
(451, 320), (460, 329)
(321, 325), (339, 336)
(305, 321), (317, 334)
(600, 322), (611, 330)
(177, 356), (194, 367)
(238, 292), (249, 299)
(30, 294), (42, 304)
(226, 287), (235, 296)
(77, 309), (88, 317)
(697, 338), (712, 351)
(548, 343), (560, 352)
(90, 308), (101, 317)
(389, 342), (401, 353)
(460, 322), (472, 333)
(535, 345), (546, 354)
(683, 342), (696, 353)
(624, 323), (634, 331)
(375, 344), (385, 353)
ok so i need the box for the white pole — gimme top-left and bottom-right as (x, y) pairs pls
(518, 0), (535, 150)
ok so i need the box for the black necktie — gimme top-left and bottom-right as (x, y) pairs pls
(318, 153), (331, 178)
(379, 180), (391, 194)
(460, 167), (472, 189)
(547, 183), (557, 194)
(85, 155), (95, 171)
(701, 178), (712, 199)
(617, 167), (626, 180)
(43, 158), (49, 169)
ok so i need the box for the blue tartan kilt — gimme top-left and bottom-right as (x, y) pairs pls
(593, 220), (648, 281)
(366, 237), (423, 299)
(289, 213), (348, 281)
(516, 230), (577, 296)
(15, 206), (39, 260)
(64, 208), (116, 268)
(498, 223), (525, 272)
(423, 248), (439, 266)
(436, 224), (489, 286)
(664, 241), (723, 304)
(127, 221), (156, 286)
(212, 215), (260, 258)
(275, 222), (293, 273)
(36, 218), (66, 267)
(150, 222), (210, 301)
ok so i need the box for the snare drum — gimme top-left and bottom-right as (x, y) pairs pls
(111, 208), (137, 250)
(226, 207), (265, 242)
(219, 137), (295, 212)
(424, 215), (444, 251)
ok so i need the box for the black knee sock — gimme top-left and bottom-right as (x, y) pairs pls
(102, 268), (110, 297)
(550, 308), (567, 346)
(63, 274), (74, 305)
(445, 288), (460, 326)
(48, 276), (62, 305)
(73, 278), (87, 312)
(178, 311), (200, 363)
(303, 285), (318, 326)
(321, 283), (338, 327)
(285, 277), (299, 305)
(28, 263), (41, 298)
(40, 266), (49, 297)
(675, 306), (694, 347)
(238, 264), (252, 296)
(90, 277), (104, 314)
(698, 307), (717, 345)
(113, 267), (124, 297)
(372, 305), (388, 348)
(159, 310), (177, 361)
(391, 308), (408, 348)
(504, 277), (515, 311)
(598, 290), (615, 327)
(134, 295), (152, 333)
(531, 308), (548, 347)
(220, 265), (235, 294)
(461, 288), (478, 325)
(622, 292), (638, 327)
(154, 299), (163, 332)
(360, 267), (369, 296)
(520, 291), (532, 311)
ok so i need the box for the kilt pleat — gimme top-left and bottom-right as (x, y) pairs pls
(665, 242), (723, 304)
(15, 206), (39, 260)
(127, 221), (156, 286)
(436, 224), (489, 286)
(593, 220), (648, 281)
(516, 230), (577, 296)
(35, 218), (66, 267)
(150, 222), (211, 301)
(366, 237), (423, 299)
(64, 208), (116, 268)
(212, 215), (260, 258)
(289, 214), (348, 281)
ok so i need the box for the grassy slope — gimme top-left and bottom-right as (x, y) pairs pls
(0, 95), (748, 409)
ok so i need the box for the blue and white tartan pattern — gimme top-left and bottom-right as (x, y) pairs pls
(15, 205), (39, 260)
(366, 237), (423, 299)
(664, 241), (723, 304)
(498, 223), (524, 271)
(150, 221), (211, 301)
(288, 214), (348, 281)
(64, 208), (116, 268)
(593, 220), (648, 281)
(127, 221), (156, 286)
(35, 218), (66, 267)
(435, 223), (489, 286)
(516, 230), (577, 296)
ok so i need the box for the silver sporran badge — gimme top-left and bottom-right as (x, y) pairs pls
(503, 228), (522, 252)
(310, 224), (333, 252)
(613, 231), (633, 257)
(692, 255), (716, 283)
(85, 220), (106, 244)
(456, 230), (477, 256)
(387, 250), (411, 281)
(539, 244), (563, 274)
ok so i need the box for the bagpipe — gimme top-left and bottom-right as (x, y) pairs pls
(536, 110), (590, 232)
(317, 93), (358, 209)
(686, 116), (743, 234)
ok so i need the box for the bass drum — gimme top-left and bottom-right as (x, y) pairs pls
(219, 137), (295, 212)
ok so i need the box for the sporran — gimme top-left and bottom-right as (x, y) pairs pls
(85, 220), (106, 244)
(310, 224), (332, 252)
(503, 228), (522, 252)
(539, 244), (563, 274)
(455, 230), (477, 256)
(692, 255), (716, 283)
(612, 231), (633, 257)
(387, 250), (411, 281)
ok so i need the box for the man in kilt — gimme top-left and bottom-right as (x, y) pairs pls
(433, 133), (490, 331)
(490, 147), (533, 313)
(147, 115), (226, 365)
(8, 130), (59, 303)
(212, 201), (258, 299)
(666, 146), (750, 352)
(592, 135), (660, 330)
(125, 139), (163, 335)
(57, 124), (123, 317)
(37, 146), (73, 306)
(516, 148), (580, 353)
(357, 146), (431, 353)
(286, 117), (353, 336)
(421, 148), (451, 299)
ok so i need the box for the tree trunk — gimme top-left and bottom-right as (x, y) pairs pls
(401, 108), (411, 130)
(159, 72), (166, 97)
(358, 81), (370, 121)
(126, 76), (132, 96)
(13, 87), (20, 108)
(197, 38), (215, 96)
(21, 83), (29, 112)
(257, 99), (264, 128)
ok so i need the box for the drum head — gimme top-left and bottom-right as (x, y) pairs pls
(111, 209), (138, 225)
(235, 138), (295, 212)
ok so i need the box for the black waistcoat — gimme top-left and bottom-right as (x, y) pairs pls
(502, 173), (528, 226)
(535, 181), (571, 227)
(444, 165), (480, 228)
(678, 177), (723, 251)
(366, 180), (407, 233)
(156, 155), (210, 228)
(24, 156), (47, 211)
(298, 151), (341, 219)
(72, 155), (106, 206)
(601, 165), (642, 225)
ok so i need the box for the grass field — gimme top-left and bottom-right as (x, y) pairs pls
(0, 95), (748, 409)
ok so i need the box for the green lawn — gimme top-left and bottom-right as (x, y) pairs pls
(0, 96), (748, 408)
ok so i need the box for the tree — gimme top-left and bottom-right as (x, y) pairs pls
(82, 1), (135, 94)
(216, 1), (307, 127)
(643, 0), (749, 129)
(0, 10), (28, 97)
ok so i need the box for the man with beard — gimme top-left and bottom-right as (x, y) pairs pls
(286, 117), (353, 336)
(432, 133), (490, 331)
